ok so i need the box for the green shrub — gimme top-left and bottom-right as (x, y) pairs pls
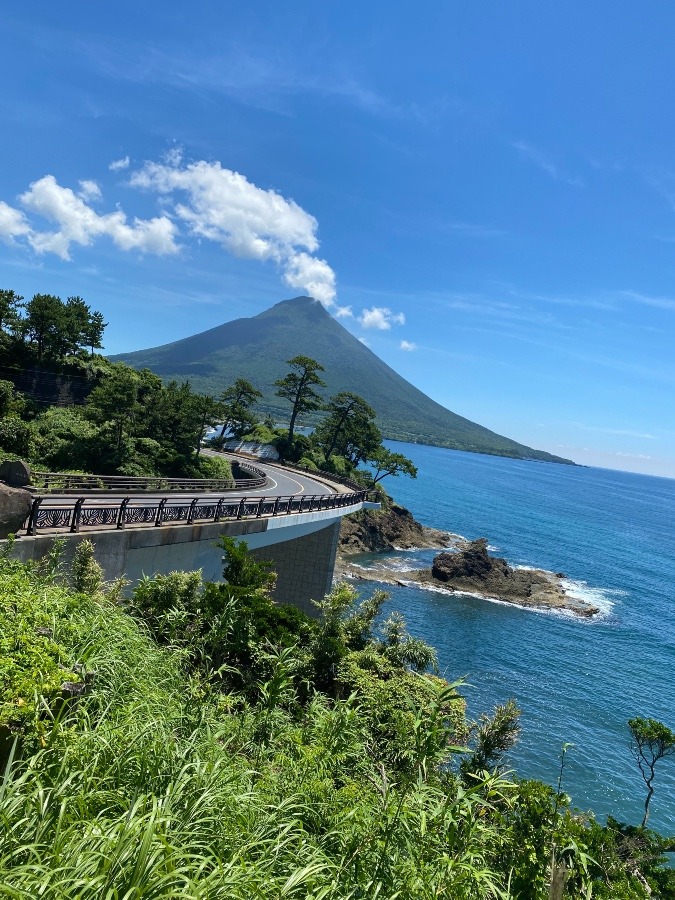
(129, 559), (314, 695)
(195, 454), (233, 480)
(70, 540), (104, 596)
(0, 415), (33, 457)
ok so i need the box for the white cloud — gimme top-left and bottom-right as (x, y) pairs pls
(109, 155), (130, 171)
(621, 290), (675, 312)
(0, 201), (32, 243)
(283, 251), (335, 305)
(399, 339), (417, 351)
(78, 180), (102, 201)
(510, 140), (583, 187)
(573, 422), (657, 440)
(358, 306), (406, 330)
(358, 337), (370, 346)
(335, 305), (353, 318)
(0, 155), (337, 304)
(130, 157), (337, 305)
(18, 175), (179, 260)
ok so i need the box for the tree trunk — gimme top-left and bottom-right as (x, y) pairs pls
(326, 410), (350, 459)
(288, 406), (298, 443)
(642, 781), (654, 827)
(548, 851), (568, 900)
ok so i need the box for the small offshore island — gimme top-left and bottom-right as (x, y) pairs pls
(338, 506), (600, 618)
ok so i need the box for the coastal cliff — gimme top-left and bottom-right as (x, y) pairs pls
(338, 499), (456, 554)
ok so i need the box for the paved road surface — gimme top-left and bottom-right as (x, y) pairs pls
(37, 457), (341, 510)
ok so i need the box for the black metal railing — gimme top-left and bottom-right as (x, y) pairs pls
(30, 461), (268, 494)
(23, 490), (369, 535)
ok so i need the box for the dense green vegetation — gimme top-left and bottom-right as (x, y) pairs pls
(1, 541), (673, 898)
(111, 295), (574, 464)
(0, 286), (415, 486)
(0, 288), (233, 479)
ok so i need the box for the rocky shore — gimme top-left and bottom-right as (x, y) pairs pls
(338, 500), (459, 555)
(338, 506), (599, 618)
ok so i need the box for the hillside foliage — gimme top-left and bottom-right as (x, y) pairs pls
(0, 287), (236, 478)
(1, 542), (673, 898)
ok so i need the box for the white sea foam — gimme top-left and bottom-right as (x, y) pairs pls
(379, 558), (423, 573)
(392, 539), (465, 552)
(560, 578), (617, 616)
(396, 578), (616, 622)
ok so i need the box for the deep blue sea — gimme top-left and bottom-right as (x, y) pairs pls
(358, 442), (675, 833)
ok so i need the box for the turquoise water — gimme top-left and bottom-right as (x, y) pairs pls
(359, 442), (675, 833)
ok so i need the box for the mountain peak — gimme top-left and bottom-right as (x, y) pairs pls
(261, 295), (334, 322)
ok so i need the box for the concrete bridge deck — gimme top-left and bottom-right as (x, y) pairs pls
(7, 456), (379, 616)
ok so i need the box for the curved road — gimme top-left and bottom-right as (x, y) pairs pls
(24, 458), (367, 537)
(37, 457), (340, 510)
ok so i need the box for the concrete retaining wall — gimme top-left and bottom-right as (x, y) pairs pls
(7, 505), (358, 616)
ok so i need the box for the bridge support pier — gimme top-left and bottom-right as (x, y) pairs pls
(249, 520), (341, 617)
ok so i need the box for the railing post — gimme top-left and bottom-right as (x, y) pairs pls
(26, 497), (43, 536)
(237, 497), (246, 520)
(256, 497), (264, 518)
(155, 498), (167, 527)
(272, 496), (280, 516)
(117, 498), (129, 529)
(70, 497), (85, 533)
(215, 498), (223, 522)
(187, 498), (198, 525)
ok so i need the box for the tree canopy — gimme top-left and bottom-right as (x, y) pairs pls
(628, 716), (675, 826)
(274, 355), (325, 442)
(218, 378), (263, 441)
(369, 447), (418, 484)
(0, 289), (107, 364)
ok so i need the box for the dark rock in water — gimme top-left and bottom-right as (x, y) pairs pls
(423, 540), (599, 617)
(337, 510), (600, 619)
(0, 483), (32, 538)
(432, 538), (499, 580)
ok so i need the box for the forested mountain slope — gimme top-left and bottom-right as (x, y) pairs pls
(112, 296), (572, 464)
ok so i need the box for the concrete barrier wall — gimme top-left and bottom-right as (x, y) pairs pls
(8, 507), (355, 616)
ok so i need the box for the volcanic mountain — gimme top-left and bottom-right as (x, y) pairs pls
(111, 296), (572, 464)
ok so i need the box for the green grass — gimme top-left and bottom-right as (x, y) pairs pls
(1, 552), (671, 898)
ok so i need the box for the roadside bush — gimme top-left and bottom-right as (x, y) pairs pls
(0, 415), (33, 457)
(194, 454), (233, 480)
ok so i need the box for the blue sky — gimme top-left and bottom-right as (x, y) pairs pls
(1, 3), (674, 477)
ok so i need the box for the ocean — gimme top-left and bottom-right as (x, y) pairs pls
(356, 442), (675, 833)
